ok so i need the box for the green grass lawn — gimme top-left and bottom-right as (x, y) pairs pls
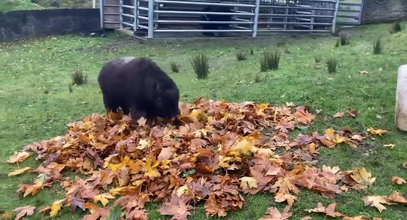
(1, 23), (407, 219)
(0, 0), (92, 12)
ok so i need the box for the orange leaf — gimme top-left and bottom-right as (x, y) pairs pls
(13, 206), (35, 220)
(7, 151), (30, 164)
(391, 176), (406, 185)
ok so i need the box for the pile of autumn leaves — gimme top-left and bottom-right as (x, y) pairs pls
(7, 98), (406, 219)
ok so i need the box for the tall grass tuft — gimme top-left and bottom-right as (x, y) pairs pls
(373, 38), (382, 54)
(170, 62), (180, 73)
(326, 58), (338, 73)
(71, 69), (87, 85)
(260, 51), (280, 71)
(390, 21), (402, 34)
(236, 51), (247, 61)
(339, 35), (350, 46)
(314, 55), (322, 63)
(250, 48), (254, 55)
(190, 54), (209, 79)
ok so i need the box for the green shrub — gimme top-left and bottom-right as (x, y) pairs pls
(236, 51), (247, 61)
(314, 55), (322, 63)
(190, 54), (209, 79)
(71, 69), (87, 85)
(170, 62), (180, 73)
(326, 58), (338, 73)
(373, 38), (382, 54)
(250, 48), (254, 55)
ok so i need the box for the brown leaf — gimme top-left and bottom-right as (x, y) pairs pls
(159, 195), (192, 220)
(333, 112), (345, 118)
(387, 191), (407, 204)
(347, 109), (358, 117)
(391, 176), (406, 185)
(7, 151), (30, 164)
(259, 206), (292, 220)
(13, 206), (35, 220)
(306, 202), (342, 217)
(343, 216), (368, 220)
(362, 196), (393, 212)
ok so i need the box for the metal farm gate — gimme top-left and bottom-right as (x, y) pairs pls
(100, 0), (361, 39)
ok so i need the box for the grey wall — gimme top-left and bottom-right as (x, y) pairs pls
(0, 9), (100, 42)
(362, 0), (407, 24)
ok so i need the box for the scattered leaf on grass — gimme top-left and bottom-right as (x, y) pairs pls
(259, 206), (292, 220)
(391, 176), (406, 185)
(367, 128), (388, 136)
(305, 202), (343, 217)
(7, 151), (30, 163)
(362, 196), (393, 212)
(333, 112), (345, 118)
(7, 167), (33, 176)
(13, 206), (35, 220)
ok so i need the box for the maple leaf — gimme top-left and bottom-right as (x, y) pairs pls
(49, 199), (64, 217)
(83, 202), (110, 220)
(239, 177), (258, 191)
(93, 193), (115, 206)
(259, 206), (292, 220)
(333, 112), (345, 118)
(274, 193), (297, 207)
(13, 206), (35, 220)
(7, 151), (30, 163)
(204, 194), (227, 217)
(293, 106), (315, 124)
(362, 196), (393, 212)
(7, 167), (33, 176)
(391, 176), (406, 185)
(159, 195), (192, 220)
(367, 128), (388, 136)
(144, 154), (161, 179)
(387, 191), (407, 204)
(305, 202), (343, 217)
(18, 179), (44, 197)
(349, 167), (376, 187)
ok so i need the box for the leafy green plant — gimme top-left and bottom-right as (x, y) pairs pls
(190, 54), (209, 79)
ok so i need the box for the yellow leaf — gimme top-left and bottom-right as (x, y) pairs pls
(324, 128), (335, 136)
(137, 139), (150, 150)
(107, 156), (130, 171)
(231, 138), (255, 156)
(50, 200), (64, 217)
(145, 155), (161, 179)
(334, 134), (345, 143)
(175, 185), (190, 197)
(351, 167), (376, 186)
(93, 193), (115, 206)
(239, 177), (258, 190)
(367, 128), (388, 136)
(8, 167), (32, 176)
(7, 151), (30, 164)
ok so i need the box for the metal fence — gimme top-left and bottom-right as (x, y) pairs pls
(111, 0), (342, 38)
(336, 0), (363, 27)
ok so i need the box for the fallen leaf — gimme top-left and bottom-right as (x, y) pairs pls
(306, 202), (342, 217)
(362, 196), (393, 212)
(347, 109), (358, 117)
(387, 191), (407, 204)
(333, 112), (345, 118)
(343, 216), (368, 220)
(7, 167), (33, 176)
(367, 128), (388, 136)
(93, 193), (115, 206)
(239, 177), (258, 191)
(13, 206), (35, 220)
(259, 206), (292, 220)
(50, 199), (64, 217)
(159, 195), (192, 220)
(383, 143), (395, 148)
(7, 151), (30, 163)
(391, 176), (406, 185)
(350, 167), (376, 187)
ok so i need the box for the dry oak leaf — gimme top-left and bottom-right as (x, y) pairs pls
(7, 151), (30, 164)
(391, 176), (406, 185)
(343, 216), (368, 220)
(259, 206), (292, 220)
(350, 167), (376, 187)
(367, 128), (388, 136)
(158, 195), (192, 220)
(333, 112), (345, 118)
(7, 167), (33, 176)
(13, 206), (35, 220)
(362, 196), (393, 212)
(387, 191), (407, 204)
(305, 202), (343, 217)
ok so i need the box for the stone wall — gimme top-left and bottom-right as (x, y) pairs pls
(0, 9), (100, 42)
(362, 0), (407, 24)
